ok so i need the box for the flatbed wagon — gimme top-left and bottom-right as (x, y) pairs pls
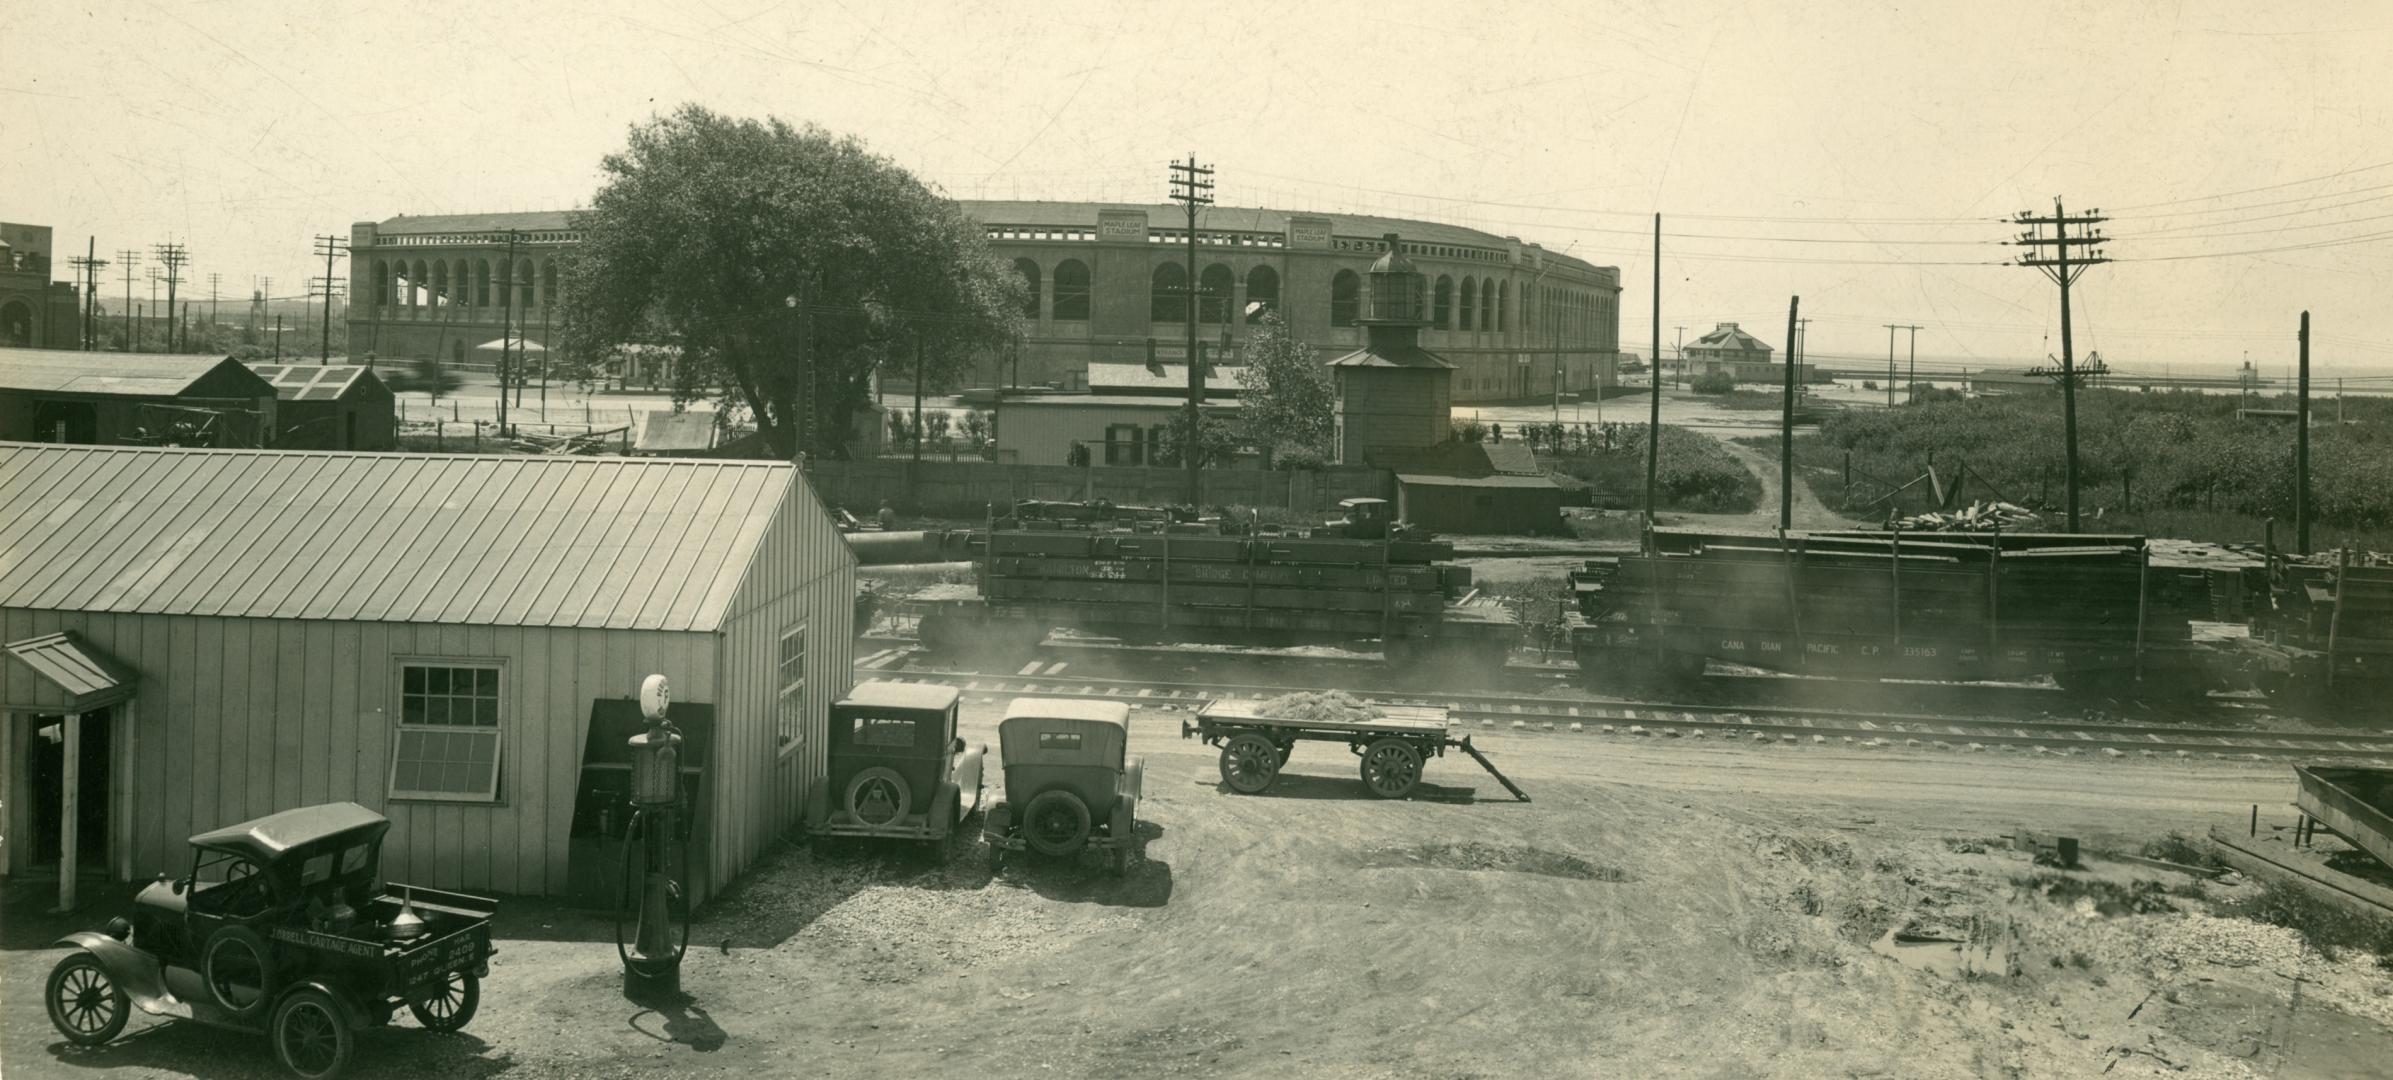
(1181, 699), (1529, 802)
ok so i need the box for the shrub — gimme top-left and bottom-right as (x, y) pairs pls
(1690, 370), (1736, 394)
(1547, 424), (1761, 513)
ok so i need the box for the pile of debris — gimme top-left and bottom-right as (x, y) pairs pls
(1896, 500), (2042, 532)
(508, 426), (630, 455)
(1256, 690), (1376, 725)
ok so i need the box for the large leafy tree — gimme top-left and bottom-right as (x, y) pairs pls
(558, 106), (1024, 458)
(1234, 311), (1333, 458)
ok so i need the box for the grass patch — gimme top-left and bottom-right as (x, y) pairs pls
(2220, 880), (2393, 967)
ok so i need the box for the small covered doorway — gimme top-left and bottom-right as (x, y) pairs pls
(3, 632), (138, 912)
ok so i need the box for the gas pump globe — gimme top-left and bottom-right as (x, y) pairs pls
(617, 673), (690, 992)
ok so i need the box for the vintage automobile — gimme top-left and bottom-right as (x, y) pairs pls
(45, 802), (496, 1080)
(982, 698), (1145, 873)
(807, 681), (986, 855)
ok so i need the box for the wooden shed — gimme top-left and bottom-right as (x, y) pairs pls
(0, 443), (856, 910)
(0, 348), (279, 447)
(245, 363), (398, 450)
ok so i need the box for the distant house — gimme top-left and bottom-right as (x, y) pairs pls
(1686, 322), (1799, 383)
(0, 348), (278, 446)
(245, 363), (397, 450)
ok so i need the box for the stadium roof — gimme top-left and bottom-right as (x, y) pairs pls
(372, 211), (578, 234)
(0, 444), (803, 632)
(244, 363), (387, 402)
(0, 349), (274, 398)
(959, 200), (1614, 277)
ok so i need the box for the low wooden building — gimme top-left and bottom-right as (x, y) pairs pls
(0, 348), (278, 446)
(245, 363), (398, 450)
(1376, 442), (1566, 536)
(0, 443), (856, 910)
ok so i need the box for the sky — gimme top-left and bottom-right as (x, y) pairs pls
(9, 0), (2393, 379)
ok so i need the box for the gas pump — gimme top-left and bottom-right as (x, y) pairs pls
(616, 674), (690, 992)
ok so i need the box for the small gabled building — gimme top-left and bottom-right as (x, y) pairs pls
(245, 363), (398, 450)
(0, 444), (857, 910)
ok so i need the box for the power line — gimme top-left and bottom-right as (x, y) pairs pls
(2106, 159), (2393, 212)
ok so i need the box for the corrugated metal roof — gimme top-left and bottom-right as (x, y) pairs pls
(245, 363), (381, 402)
(1396, 472), (1560, 489)
(0, 348), (257, 396)
(1007, 394), (1242, 410)
(0, 444), (805, 632)
(4, 631), (137, 709)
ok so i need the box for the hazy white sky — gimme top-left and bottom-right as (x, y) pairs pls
(9, 0), (2391, 375)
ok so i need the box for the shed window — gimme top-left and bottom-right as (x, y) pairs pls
(390, 663), (503, 802)
(778, 624), (807, 752)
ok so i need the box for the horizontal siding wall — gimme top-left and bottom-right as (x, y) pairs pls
(713, 472), (859, 892)
(1, 606), (710, 897)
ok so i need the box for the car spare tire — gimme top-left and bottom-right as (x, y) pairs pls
(201, 925), (277, 1020)
(1022, 789), (1092, 858)
(845, 767), (912, 827)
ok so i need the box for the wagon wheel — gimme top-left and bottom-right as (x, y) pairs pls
(1219, 732), (1282, 794)
(45, 953), (130, 1047)
(1022, 790), (1093, 858)
(272, 988), (354, 1080)
(407, 971), (480, 1033)
(1359, 738), (1424, 800)
(201, 925), (277, 1019)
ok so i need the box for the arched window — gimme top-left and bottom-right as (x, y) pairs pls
(1052, 259), (1090, 321)
(412, 260), (429, 308)
(543, 261), (558, 310)
(431, 261), (449, 307)
(1151, 263), (1187, 324)
(1459, 276), (1477, 331)
(1432, 276), (1453, 329)
(518, 261), (534, 310)
(1520, 285), (1532, 337)
(1244, 265), (1279, 323)
(476, 260), (492, 307)
(1199, 264), (1234, 324)
(1329, 269), (1361, 327)
(1483, 279), (1498, 333)
(1013, 258), (1041, 320)
(1496, 280), (1509, 332)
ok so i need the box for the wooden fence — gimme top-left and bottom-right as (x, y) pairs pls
(804, 459), (1392, 517)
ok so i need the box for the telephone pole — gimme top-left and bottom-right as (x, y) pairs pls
(2296, 312), (2310, 555)
(313, 235), (349, 364)
(1878, 323), (1921, 403)
(495, 229), (522, 432)
(208, 272), (221, 342)
(2011, 199), (2111, 533)
(1781, 297), (1801, 531)
(1673, 325), (1686, 388)
(1901, 324), (1922, 401)
(1168, 155), (1213, 506)
(68, 241), (106, 350)
(117, 251), (140, 351)
(154, 242), (188, 353)
(1645, 214), (1661, 533)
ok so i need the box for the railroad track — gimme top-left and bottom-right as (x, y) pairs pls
(852, 646), (2393, 764)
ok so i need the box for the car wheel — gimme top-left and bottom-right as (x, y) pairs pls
(46, 953), (130, 1047)
(201, 925), (277, 1020)
(272, 988), (354, 1080)
(1359, 738), (1424, 799)
(844, 767), (912, 827)
(1219, 732), (1281, 794)
(1022, 789), (1092, 858)
(406, 971), (479, 1033)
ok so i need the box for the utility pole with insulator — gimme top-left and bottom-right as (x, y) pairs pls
(68, 242), (106, 351)
(1169, 155), (1213, 507)
(116, 250), (140, 352)
(313, 234), (349, 365)
(209, 272), (221, 345)
(2296, 311), (2310, 555)
(1902, 324), (1921, 401)
(2010, 199), (2110, 533)
(154, 242), (188, 352)
(1782, 297), (1800, 531)
(1645, 214), (1661, 538)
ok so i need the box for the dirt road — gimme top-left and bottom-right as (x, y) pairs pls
(8, 702), (2387, 1080)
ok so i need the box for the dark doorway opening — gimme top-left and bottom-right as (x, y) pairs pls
(30, 399), (98, 444)
(28, 710), (112, 872)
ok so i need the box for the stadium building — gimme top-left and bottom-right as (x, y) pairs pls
(345, 201), (1622, 406)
